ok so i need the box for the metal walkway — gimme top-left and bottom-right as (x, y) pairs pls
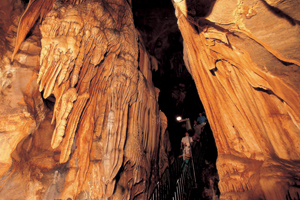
(149, 142), (202, 200)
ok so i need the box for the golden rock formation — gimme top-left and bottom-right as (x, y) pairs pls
(0, 0), (167, 199)
(1, 0), (300, 199)
(173, 0), (300, 199)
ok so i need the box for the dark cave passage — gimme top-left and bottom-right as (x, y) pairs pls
(132, 0), (219, 199)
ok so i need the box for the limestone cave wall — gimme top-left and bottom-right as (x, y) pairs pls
(1, 0), (300, 199)
(0, 0), (170, 199)
(173, 0), (300, 199)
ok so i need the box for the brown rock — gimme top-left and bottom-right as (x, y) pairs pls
(0, 0), (168, 199)
(174, 0), (300, 199)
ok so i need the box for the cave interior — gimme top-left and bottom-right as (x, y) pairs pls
(0, 0), (300, 199)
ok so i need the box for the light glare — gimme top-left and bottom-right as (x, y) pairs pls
(176, 116), (182, 121)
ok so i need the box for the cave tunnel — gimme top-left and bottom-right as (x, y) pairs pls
(132, 1), (219, 199)
(0, 0), (300, 200)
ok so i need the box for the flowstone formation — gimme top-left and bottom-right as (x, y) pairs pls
(173, 0), (300, 199)
(0, 0), (169, 199)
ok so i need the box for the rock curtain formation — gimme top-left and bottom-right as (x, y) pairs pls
(0, 0), (168, 199)
(173, 0), (300, 199)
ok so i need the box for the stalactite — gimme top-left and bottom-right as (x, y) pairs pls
(11, 0), (56, 62)
(16, 1), (165, 199)
(0, 0), (170, 199)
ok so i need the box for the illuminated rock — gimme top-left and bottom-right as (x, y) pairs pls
(1, 0), (299, 199)
(173, 0), (300, 199)
(0, 0), (168, 199)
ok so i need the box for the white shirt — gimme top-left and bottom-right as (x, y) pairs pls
(181, 136), (193, 147)
(181, 136), (193, 155)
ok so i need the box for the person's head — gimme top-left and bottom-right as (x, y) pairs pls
(193, 120), (197, 124)
(185, 132), (189, 136)
(199, 113), (202, 116)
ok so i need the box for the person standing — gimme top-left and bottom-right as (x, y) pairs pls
(197, 112), (207, 125)
(180, 132), (193, 175)
(181, 132), (193, 160)
(193, 120), (197, 127)
(193, 122), (202, 142)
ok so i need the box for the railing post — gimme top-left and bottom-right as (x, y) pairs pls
(157, 181), (160, 200)
(176, 185), (179, 200)
(179, 175), (183, 200)
(148, 147), (203, 200)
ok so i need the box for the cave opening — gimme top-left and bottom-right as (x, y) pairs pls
(132, 0), (219, 198)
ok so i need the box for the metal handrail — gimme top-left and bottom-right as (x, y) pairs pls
(149, 142), (201, 200)
(148, 156), (182, 200)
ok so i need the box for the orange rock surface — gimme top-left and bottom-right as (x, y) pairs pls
(1, 0), (300, 199)
(174, 0), (300, 199)
(0, 0), (167, 199)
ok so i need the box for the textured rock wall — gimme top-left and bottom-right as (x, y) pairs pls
(0, 0), (168, 199)
(173, 0), (300, 199)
